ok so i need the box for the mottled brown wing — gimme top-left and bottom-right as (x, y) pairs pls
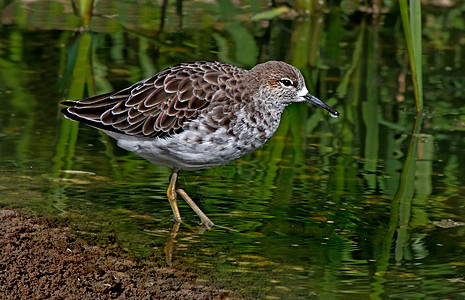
(61, 62), (241, 138)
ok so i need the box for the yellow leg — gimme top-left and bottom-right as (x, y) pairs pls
(167, 170), (182, 223)
(176, 188), (215, 229)
(167, 169), (215, 228)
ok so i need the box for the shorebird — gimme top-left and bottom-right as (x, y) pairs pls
(61, 61), (339, 228)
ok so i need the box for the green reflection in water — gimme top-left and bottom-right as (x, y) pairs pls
(1, 0), (465, 298)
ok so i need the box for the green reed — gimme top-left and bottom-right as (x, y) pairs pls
(77, 0), (94, 27)
(399, 0), (423, 111)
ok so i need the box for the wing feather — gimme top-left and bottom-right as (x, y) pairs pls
(61, 62), (245, 139)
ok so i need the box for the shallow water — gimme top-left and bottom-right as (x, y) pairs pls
(1, 1), (465, 298)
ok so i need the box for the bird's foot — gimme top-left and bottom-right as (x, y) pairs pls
(199, 218), (215, 230)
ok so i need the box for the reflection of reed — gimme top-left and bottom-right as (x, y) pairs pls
(363, 25), (380, 190)
(371, 113), (428, 298)
(0, 34), (36, 165)
(54, 33), (94, 210)
(394, 114), (423, 261)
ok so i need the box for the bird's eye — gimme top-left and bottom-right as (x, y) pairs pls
(279, 78), (293, 87)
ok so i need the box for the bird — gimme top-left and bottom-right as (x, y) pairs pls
(61, 61), (339, 228)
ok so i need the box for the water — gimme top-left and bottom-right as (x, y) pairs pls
(1, 1), (465, 298)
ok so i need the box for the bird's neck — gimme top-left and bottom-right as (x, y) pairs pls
(231, 94), (286, 147)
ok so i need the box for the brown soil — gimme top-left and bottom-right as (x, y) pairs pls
(0, 209), (233, 299)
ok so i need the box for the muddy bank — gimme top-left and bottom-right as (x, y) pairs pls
(0, 209), (233, 299)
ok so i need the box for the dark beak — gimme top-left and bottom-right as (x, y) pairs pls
(303, 94), (339, 118)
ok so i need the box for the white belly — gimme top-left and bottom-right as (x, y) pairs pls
(106, 128), (257, 171)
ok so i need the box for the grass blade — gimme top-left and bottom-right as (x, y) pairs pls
(399, 0), (423, 111)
